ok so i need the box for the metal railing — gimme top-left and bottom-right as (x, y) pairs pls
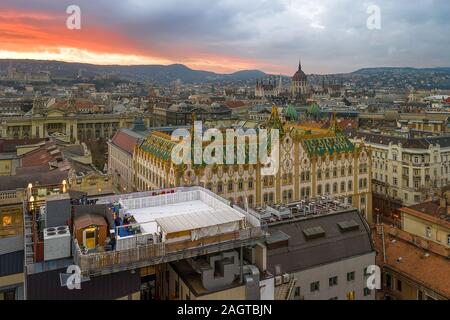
(73, 227), (265, 276)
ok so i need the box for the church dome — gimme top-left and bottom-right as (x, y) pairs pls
(292, 61), (307, 82)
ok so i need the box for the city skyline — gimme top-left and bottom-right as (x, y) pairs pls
(0, 0), (450, 74)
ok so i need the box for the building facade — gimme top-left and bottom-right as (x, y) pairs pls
(262, 199), (375, 300)
(132, 107), (373, 223)
(0, 111), (151, 142)
(351, 132), (450, 217)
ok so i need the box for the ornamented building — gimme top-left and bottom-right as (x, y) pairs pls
(291, 61), (309, 100)
(255, 77), (282, 98)
(132, 107), (373, 223)
(0, 97), (151, 142)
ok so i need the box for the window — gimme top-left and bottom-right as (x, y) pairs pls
(397, 280), (402, 292)
(426, 227), (432, 239)
(317, 185), (322, 195)
(385, 273), (392, 289)
(248, 178), (254, 190)
(228, 181), (233, 192)
(2, 215), (12, 227)
(238, 180), (243, 191)
(348, 180), (353, 191)
(418, 290), (423, 300)
(363, 288), (371, 297)
(329, 276), (338, 287)
(347, 271), (355, 282)
(217, 182), (223, 193)
(310, 281), (320, 292)
(247, 195), (253, 207)
(294, 287), (301, 298)
(346, 291), (355, 300)
(0, 289), (15, 300)
(364, 267), (370, 277)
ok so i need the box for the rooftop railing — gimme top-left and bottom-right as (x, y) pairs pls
(73, 226), (265, 276)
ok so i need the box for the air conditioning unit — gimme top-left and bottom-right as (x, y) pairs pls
(44, 225), (71, 261)
(275, 276), (283, 287)
(283, 273), (290, 284)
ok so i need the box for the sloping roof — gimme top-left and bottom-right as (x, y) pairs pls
(0, 250), (23, 277)
(266, 209), (374, 275)
(26, 268), (140, 300)
(74, 213), (107, 230)
(0, 138), (44, 153)
(225, 100), (246, 109)
(374, 225), (450, 298)
(301, 132), (355, 156)
(400, 201), (450, 229)
(140, 132), (177, 161)
(0, 168), (68, 191)
(111, 130), (141, 155)
(354, 132), (450, 149)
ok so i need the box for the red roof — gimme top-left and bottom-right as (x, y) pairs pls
(445, 97), (450, 104)
(111, 131), (139, 155)
(52, 99), (95, 111)
(225, 100), (246, 109)
(21, 141), (61, 167)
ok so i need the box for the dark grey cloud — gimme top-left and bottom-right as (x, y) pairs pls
(3, 0), (450, 73)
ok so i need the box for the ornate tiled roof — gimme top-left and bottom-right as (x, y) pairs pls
(140, 133), (177, 161)
(301, 132), (355, 157)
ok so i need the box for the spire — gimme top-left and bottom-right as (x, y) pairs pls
(298, 59), (302, 71)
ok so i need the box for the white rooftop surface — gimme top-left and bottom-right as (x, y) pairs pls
(127, 199), (244, 234)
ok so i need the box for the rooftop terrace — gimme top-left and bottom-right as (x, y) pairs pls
(73, 187), (264, 276)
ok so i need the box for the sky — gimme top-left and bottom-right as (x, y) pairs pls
(0, 0), (449, 74)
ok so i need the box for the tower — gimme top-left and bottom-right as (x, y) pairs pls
(291, 59), (308, 100)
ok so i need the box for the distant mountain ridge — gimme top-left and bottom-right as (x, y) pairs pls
(352, 67), (450, 75)
(0, 59), (267, 83)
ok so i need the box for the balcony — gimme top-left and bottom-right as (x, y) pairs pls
(73, 227), (264, 276)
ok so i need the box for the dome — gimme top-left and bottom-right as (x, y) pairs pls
(292, 60), (307, 82)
